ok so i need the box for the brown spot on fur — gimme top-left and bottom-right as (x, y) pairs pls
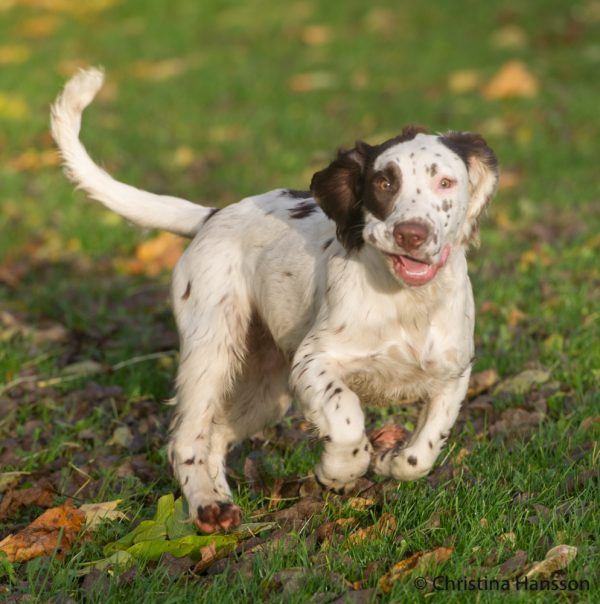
(289, 200), (319, 219)
(407, 456), (417, 466)
(181, 281), (192, 300)
(322, 237), (334, 251)
(184, 457), (195, 465)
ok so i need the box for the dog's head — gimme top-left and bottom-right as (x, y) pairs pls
(311, 127), (499, 286)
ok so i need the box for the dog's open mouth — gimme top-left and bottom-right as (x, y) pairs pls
(388, 246), (450, 286)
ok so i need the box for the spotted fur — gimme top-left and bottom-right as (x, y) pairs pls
(51, 69), (499, 532)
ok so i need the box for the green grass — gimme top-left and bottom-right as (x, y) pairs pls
(1, 0), (599, 601)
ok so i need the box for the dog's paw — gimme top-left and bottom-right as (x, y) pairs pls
(314, 466), (357, 495)
(194, 502), (242, 534)
(389, 447), (431, 481)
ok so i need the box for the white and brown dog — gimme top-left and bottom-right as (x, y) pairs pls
(51, 68), (499, 533)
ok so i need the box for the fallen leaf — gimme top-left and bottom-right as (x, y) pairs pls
(288, 72), (336, 92)
(301, 25), (331, 46)
(579, 416), (600, 431)
(468, 369), (499, 398)
(498, 168), (523, 191)
(369, 424), (409, 450)
(499, 550), (528, 576)
(0, 483), (55, 521)
(379, 547), (454, 592)
(0, 472), (29, 494)
(525, 545), (577, 578)
(482, 61), (539, 99)
(0, 93), (29, 120)
(0, 501), (85, 562)
(130, 59), (189, 81)
(489, 408), (545, 436)
(265, 497), (325, 529)
(347, 512), (396, 544)
(453, 447), (469, 466)
(79, 500), (127, 530)
(498, 532), (516, 546)
(106, 426), (134, 448)
(494, 369), (551, 396)
(347, 497), (376, 512)
(125, 233), (186, 276)
(17, 15), (61, 38)
(447, 70), (481, 93)
(490, 25), (528, 50)
(507, 307), (528, 327)
(0, 44), (31, 65)
(7, 148), (61, 171)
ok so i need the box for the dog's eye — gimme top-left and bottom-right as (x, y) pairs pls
(439, 178), (455, 189)
(374, 177), (391, 191)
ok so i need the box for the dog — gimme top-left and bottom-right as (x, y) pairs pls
(51, 68), (499, 533)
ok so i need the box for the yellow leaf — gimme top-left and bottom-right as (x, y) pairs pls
(126, 232), (185, 276)
(288, 72), (336, 92)
(8, 148), (61, 171)
(379, 547), (454, 592)
(301, 25), (331, 46)
(79, 500), (127, 530)
(447, 70), (481, 94)
(0, 93), (29, 120)
(0, 44), (31, 65)
(482, 61), (539, 99)
(468, 368), (499, 398)
(130, 58), (189, 81)
(17, 14), (61, 38)
(172, 145), (195, 168)
(490, 25), (528, 50)
(347, 512), (396, 544)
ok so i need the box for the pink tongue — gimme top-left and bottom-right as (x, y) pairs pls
(393, 246), (450, 286)
(400, 256), (428, 272)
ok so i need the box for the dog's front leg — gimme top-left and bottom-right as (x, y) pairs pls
(374, 371), (470, 480)
(290, 347), (372, 493)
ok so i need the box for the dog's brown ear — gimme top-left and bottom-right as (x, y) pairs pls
(440, 132), (499, 246)
(311, 142), (371, 250)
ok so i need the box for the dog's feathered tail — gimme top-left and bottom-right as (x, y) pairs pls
(50, 67), (212, 238)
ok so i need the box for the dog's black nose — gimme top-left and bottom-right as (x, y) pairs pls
(393, 221), (430, 251)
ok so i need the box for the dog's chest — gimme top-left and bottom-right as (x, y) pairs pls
(339, 318), (468, 402)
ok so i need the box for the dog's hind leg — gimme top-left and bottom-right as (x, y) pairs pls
(168, 248), (253, 532)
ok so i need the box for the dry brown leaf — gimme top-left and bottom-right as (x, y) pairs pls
(346, 497), (376, 512)
(301, 25), (331, 46)
(0, 501), (85, 562)
(498, 169), (523, 191)
(125, 232), (185, 276)
(347, 512), (396, 544)
(525, 545), (577, 578)
(130, 59), (189, 81)
(453, 447), (469, 466)
(579, 416), (600, 431)
(379, 547), (454, 592)
(369, 424), (409, 450)
(79, 500), (127, 530)
(468, 368), (499, 398)
(288, 72), (336, 92)
(0, 483), (55, 521)
(482, 61), (539, 99)
(499, 550), (528, 576)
